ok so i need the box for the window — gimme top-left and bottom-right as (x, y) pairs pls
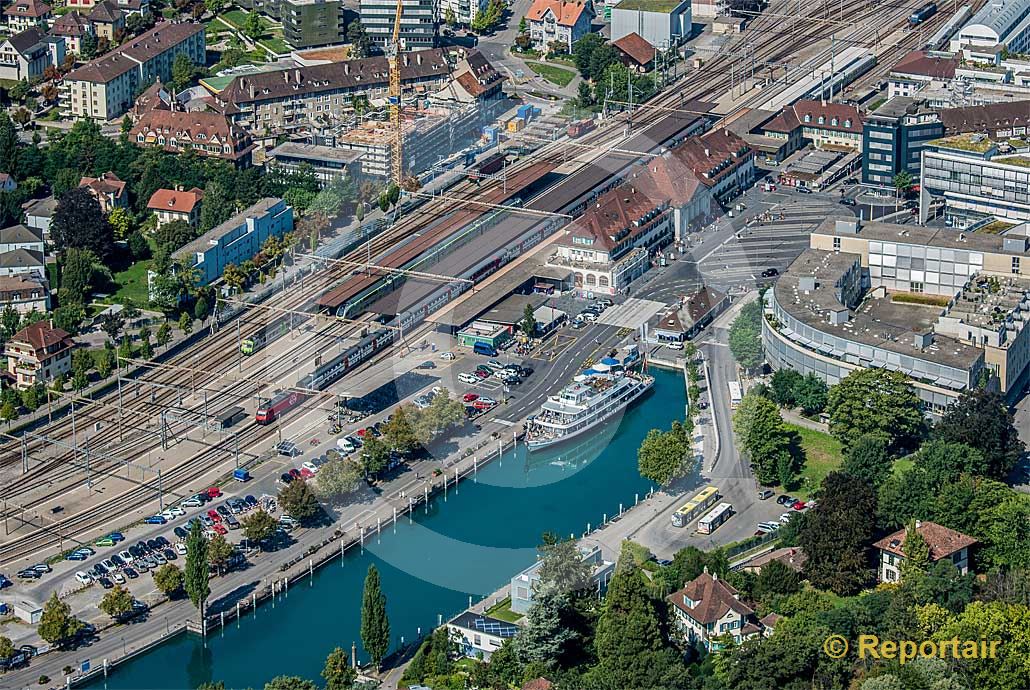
(1013, 256), (1021, 274)
(833, 237), (841, 250)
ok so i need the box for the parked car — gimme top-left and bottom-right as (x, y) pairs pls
(299, 467), (315, 479)
(757, 489), (774, 500)
(175, 543), (188, 556)
(124, 567), (138, 579)
(216, 505), (231, 518)
(780, 512), (793, 524)
(112, 571), (126, 585)
(302, 462), (319, 474)
(440, 351), (456, 360)
(143, 515), (167, 525)
(776, 494), (793, 505)
(213, 524), (228, 535)
(279, 472), (294, 484)
(792, 500), (807, 511)
(16, 569), (41, 579)
(761, 268), (779, 278)
(75, 571), (93, 586)
(207, 510), (222, 523)
(245, 495), (258, 507)
(757, 522), (780, 533)
(111, 555), (124, 568)
(417, 361), (436, 369)
(108, 532), (125, 542)
(463, 392), (479, 402)
(94, 536), (116, 547)
(99, 577), (114, 590)
(163, 548), (178, 561)
(839, 197), (857, 206)
(181, 496), (204, 508)
(206, 487), (222, 499)
(174, 526), (189, 539)
(119, 550), (134, 563)
(66, 551), (88, 561)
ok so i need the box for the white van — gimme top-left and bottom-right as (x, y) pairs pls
(337, 438), (355, 453)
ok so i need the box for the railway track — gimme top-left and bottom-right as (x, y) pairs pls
(0, 0), (927, 563)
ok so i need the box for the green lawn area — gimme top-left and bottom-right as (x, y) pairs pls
(104, 260), (152, 306)
(525, 62), (576, 87)
(259, 36), (291, 55)
(776, 423), (843, 499)
(484, 597), (522, 623)
(220, 9), (271, 30)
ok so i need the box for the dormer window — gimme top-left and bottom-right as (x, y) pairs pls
(803, 113), (811, 123)
(831, 117), (838, 126)
(844, 119), (851, 128)
(817, 115), (825, 124)
(683, 595), (698, 608)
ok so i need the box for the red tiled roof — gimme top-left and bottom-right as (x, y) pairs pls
(789, 99), (863, 133)
(52, 10), (91, 36)
(565, 184), (668, 252)
(526, 0), (589, 26)
(891, 50), (958, 80)
(147, 188), (204, 214)
(67, 22), (203, 84)
(9, 321), (72, 352)
(522, 679), (554, 690)
(941, 101), (1030, 135)
(130, 108), (254, 161)
(79, 172), (126, 199)
(3, 0), (50, 18)
(744, 546), (806, 572)
(668, 128), (754, 188)
(668, 572), (753, 625)
(612, 32), (656, 66)
(87, 0), (124, 23)
(874, 521), (977, 561)
(686, 286), (726, 323)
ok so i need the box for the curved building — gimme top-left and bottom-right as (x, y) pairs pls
(954, 0), (1030, 53)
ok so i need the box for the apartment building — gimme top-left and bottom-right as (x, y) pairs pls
(266, 142), (363, 186)
(0, 27), (63, 83)
(509, 544), (614, 614)
(526, 0), (593, 52)
(180, 198), (294, 285)
(249, 0), (346, 49)
(130, 105), (255, 165)
(439, 0), (489, 26)
(213, 50), (458, 131)
(360, 0), (437, 50)
(62, 22), (206, 120)
(861, 96), (943, 188)
(4, 321), (75, 389)
(0, 274), (49, 315)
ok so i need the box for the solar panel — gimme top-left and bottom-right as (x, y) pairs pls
(473, 618), (518, 637)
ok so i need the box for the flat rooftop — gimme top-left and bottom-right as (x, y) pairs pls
(468, 292), (549, 327)
(775, 249), (983, 372)
(430, 261), (571, 328)
(615, 0), (685, 11)
(268, 142), (364, 164)
(929, 133), (995, 153)
(946, 274), (1030, 330)
(813, 218), (1030, 257)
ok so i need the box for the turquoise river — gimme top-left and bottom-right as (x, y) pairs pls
(85, 368), (683, 689)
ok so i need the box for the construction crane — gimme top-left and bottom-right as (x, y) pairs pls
(387, 0), (405, 187)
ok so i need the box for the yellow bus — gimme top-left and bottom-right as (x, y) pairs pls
(671, 486), (720, 528)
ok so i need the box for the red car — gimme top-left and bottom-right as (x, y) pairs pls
(462, 393), (479, 402)
(288, 468), (302, 479)
(474, 370), (490, 379)
(212, 523), (228, 535)
(472, 399), (494, 411)
(206, 487), (222, 499)
(299, 467), (314, 479)
(792, 500), (807, 511)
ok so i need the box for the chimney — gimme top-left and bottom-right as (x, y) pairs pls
(915, 520), (922, 529)
(344, 62), (350, 75)
(294, 69), (301, 83)
(703, 147), (710, 157)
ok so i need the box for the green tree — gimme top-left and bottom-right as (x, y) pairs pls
(37, 592), (82, 645)
(20, 384), (41, 412)
(314, 457), (364, 499)
(899, 520), (932, 580)
(184, 520), (210, 614)
(728, 300), (764, 370)
(243, 10), (264, 39)
(572, 33), (604, 76)
(346, 19), (372, 58)
(207, 533), (234, 574)
(752, 558), (801, 603)
(95, 345), (116, 379)
(264, 677), (318, 690)
(360, 434), (389, 477)
(513, 588), (579, 665)
(877, 466), (935, 530)
(98, 585), (134, 620)
(360, 565), (390, 671)
(590, 563), (681, 689)
(278, 478), (321, 524)
(156, 321), (172, 347)
(178, 311), (193, 335)
(934, 388), (1024, 480)
(587, 43), (619, 82)
(577, 80), (594, 108)
(194, 295), (209, 323)
(933, 601), (1030, 690)
(153, 563), (184, 597)
(411, 391), (465, 446)
(827, 368), (925, 453)
(322, 647), (357, 690)
(60, 248), (104, 304)
(0, 112), (17, 173)
(222, 263), (246, 294)
(537, 535), (592, 595)
(636, 419), (693, 486)
(242, 508), (278, 544)
(733, 391), (793, 485)
(79, 32), (98, 59)
(769, 368), (804, 407)
(911, 440), (986, 487)
(842, 432), (893, 488)
(0, 635), (14, 661)
(795, 373), (829, 415)
(520, 302), (536, 337)
(108, 207), (133, 241)
(171, 53), (195, 91)
(800, 471), (877, 595)
(382, 404), (418, 453)
(100, 310), (125, 343)
(52, 188), (114, 260)
(444, 7), (456, 25)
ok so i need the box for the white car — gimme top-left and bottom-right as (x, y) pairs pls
(337, 438), (355, 454)
(458, 373), (478, 385)
(167, 505), (185, 517)
(75, 571), (93, 586)
(440, 351), (455, 360)
(175, 542), (188, 556)
(779, 512), (793, 524)
(112, 571), (126, 585)
(101, 559), (116, 571)
(666, 341), (684, 350)
(302, 461), (319, 474)
(161, 509), (177, 521)
(479, 397), (498, 406)
(118, 550), (134, 564)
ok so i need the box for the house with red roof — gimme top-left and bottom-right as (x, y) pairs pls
(147, 187), (204, 228)
(667, 569), (773, 651)
(873, 520), (977, 582)
(888, 50), (959, 99)
(4, 320), (75, 388)
(79, 172), (128, 212)
(762, 99), (864, 156)
(526, 0), (593, 53)
(130, 107), (255, 165)
(612, 32), (656, 72)
(3, 0), (50, 35)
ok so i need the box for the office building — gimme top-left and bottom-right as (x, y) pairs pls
(939, 100), (1030, 139)
(919, 133), (1030, 225)
(62, 22), (205, 120)
(862, 97), (943, 187)
(610, 0), (690, 49)
(360, 0), (437, 50)
(888, 50), (958, 99)
(179, 198), (294, 286)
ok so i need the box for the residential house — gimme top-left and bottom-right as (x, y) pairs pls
(611, 0), (690, 48)
(178, 198), (293, 286)
(62, 22), (205, 120)
(874, 520), (977, 582)
(888, 50), (958, 99)
(740, 547), (807, 575)
(432, 49), (505, 105)
(446, 611), (518, 661)
(762, 99), (864, 157)
(510, 543), (614, 614)
(668, 569), (767, 651)
(650, 286), (729, 342)
(612, 32), (656, 72)
(0, 27), (59, 82)
(22, 196), (57, 244)
(522, 680), (554, 690)
(0, 173), (15, 192)
(147, 187), (203, 228)
(547, 183), (674, 296)
(65, 0), (98, 11)
(212, 49), (458, 132)
(4, 320), (75, 389)
(0, 224), (44, 254)
(0, 274), (50, 314)
(130, 106), (255, 165)
(526, 0), (593, 53)
(0, 248), (44, 277)
(79, 172), (127, 211)
(4, 0), (51, 35)
(111, 0), (150, 17)
(87, 1), (125, 41)
(52, 11), (94, 55)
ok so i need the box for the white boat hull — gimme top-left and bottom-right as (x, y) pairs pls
(526, 378), (654, 451)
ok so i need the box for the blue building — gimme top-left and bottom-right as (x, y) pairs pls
(862, 96), (943, 188)
(509, 543), (614, 614)
(182, 198), (294, 285)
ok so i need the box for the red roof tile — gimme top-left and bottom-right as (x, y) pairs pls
(891, 50), (958, 80)
(130, 108), (253, 161)
(147, 188), (204, 214)
(3, 0), (50, 18)
(565, 185), (668, 252)
(10, 321), (72, 352)
(874, 521), (977, 561)
(668, 572), (753, 625)
(79, 172), (126, 199)
(526, 0), (589, 26)
(612, 32), (656, 66)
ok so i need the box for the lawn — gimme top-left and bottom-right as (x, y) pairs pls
(259, 36), (291, 55)
(892, 456), (914, 477)
(105, 259), (153, 306)
(776, 423), (843, 499)
(220, 9), (273, 31)
(484, 597), (522, 623)
(525, 62), (576, 87)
